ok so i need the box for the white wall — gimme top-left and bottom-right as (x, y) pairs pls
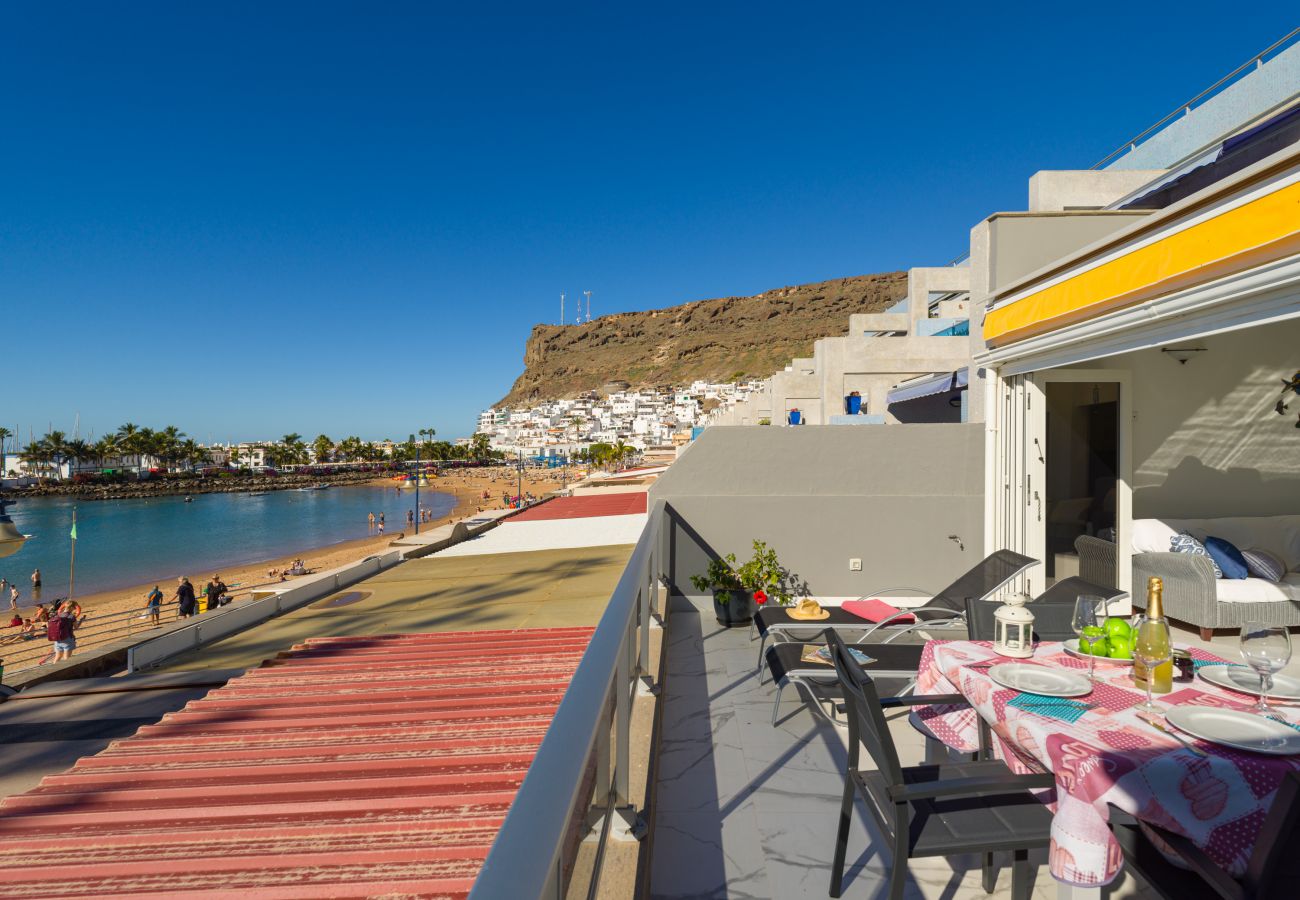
(1079, 318), (1300, 518)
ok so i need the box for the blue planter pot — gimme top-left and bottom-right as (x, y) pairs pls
(845, 394), (862, 415)
(788, 410), (801, 426)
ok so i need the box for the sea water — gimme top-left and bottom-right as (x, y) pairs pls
(0, 485), (456, 600)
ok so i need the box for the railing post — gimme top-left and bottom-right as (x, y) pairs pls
(638, 585), (650, 685)
(615, 629), (631, 808)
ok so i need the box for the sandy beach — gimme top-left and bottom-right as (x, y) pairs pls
(20, 465), (570, 629)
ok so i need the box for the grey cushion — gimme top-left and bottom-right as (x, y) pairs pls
(1170, 532), (1222, 578)
(1241, 548), (1287, 583)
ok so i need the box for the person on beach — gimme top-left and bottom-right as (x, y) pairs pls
(174, 577), (197, 619)
(47, 605), (77, 663)
(8, 585), (18, 611)
(145, 586), (162, 627)
(30, 569), (41, 601)
(204, 576), (222, 613)
(8, 614), (21, 628)
(33, 604), (48, 624)
(368, 512), (375, 530)
(379, 512), (385, 527)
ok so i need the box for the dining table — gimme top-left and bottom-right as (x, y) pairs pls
(912, 639), (1300, 897)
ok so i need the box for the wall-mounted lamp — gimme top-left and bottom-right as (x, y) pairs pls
(1161, 347), (1207, 365)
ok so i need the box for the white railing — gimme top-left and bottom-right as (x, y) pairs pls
(469, 499), (664, 900)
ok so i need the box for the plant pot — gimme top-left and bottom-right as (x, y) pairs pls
(713, 590), (755, 627)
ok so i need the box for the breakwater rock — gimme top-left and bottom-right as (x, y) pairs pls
(3, 470), (397, 501)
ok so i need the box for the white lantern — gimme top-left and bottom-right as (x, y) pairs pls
(993, 593), (1035, 658)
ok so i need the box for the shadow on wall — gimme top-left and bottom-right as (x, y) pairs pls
(664, 502), (810, 600)
(1131, 364), (1298, 518)
(1133, 457), (1297, 520)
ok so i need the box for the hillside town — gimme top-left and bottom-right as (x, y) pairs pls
(475, 378), (769, 457)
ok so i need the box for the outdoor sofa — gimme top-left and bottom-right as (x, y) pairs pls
(1077, 514), (1300, 640)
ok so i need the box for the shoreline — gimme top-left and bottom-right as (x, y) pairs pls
(28, 466), (567, 625)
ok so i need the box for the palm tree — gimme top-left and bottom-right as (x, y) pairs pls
(42, 431), (70, 479)
(0, 426), (10, 476)
(65, 438), (92, 473)
(470, 432), (491, 461)
(93, 434), (121, 469)
(312, 434), (334, 465)
(20, 439), (51, 479)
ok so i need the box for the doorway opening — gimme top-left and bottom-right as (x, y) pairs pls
(1045, 381), (1120, 585)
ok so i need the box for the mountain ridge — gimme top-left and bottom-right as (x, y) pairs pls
(497, 272), (907, 406)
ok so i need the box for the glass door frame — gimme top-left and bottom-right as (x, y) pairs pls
(1028, 368), (1133, 606)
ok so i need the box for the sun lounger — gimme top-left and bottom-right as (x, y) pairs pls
(754, 549), (1039, 676)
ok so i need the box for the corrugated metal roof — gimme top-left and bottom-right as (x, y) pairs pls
(512, 493), (647, 521)
(0, 626), (594, 899)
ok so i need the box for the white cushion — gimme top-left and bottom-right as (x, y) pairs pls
(1132, 516), (1300, 571)
(1213, 576), (1295, 604)
(1131, 519), (1178, 554)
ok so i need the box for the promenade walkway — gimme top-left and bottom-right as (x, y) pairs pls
(156, 542), (633, 673)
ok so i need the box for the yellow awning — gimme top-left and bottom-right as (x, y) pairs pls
(984, 179), (1300, 347)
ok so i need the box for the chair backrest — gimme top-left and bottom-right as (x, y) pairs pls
(825, 629), (904, 787)
(1248, 770), (1300, 897)
(964, 576), (1128, 643)
(929, 549), (1038, 614)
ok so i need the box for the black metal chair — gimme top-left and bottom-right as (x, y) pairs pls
(825, 629), (1054, 900)
(1108, 771), (1300, 900)
(964, 576), (1129, 642)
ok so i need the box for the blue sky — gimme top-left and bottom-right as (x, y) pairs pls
(2, 4), (1294, 442)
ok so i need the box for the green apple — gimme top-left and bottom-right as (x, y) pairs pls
(1104, 617), (1132, 641)
(1107, 636), (1134, 660)
(1079, 627), (1107, 656)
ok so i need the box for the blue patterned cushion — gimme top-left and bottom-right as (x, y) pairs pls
(1170, 532), (1222, 578)
(1205, 536), (1249, 579)
(1241, 548), (1286, 583)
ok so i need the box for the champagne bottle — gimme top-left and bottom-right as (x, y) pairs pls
(1133, 576), (1173, 694)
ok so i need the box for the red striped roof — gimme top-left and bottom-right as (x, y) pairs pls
(0, 627), (593, 899)
(512, 493), (647, 521)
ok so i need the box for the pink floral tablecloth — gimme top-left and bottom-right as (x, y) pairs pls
(913, 640), (1300, 887)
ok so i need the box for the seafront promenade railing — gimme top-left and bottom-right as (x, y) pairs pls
(469, 498), (665, 900)
(1, 599), (184, 676)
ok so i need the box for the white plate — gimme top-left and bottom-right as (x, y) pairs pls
(1197, 665), (1300, 701)
(1063, 638), (1134, 666)
(988, 663), (1092, 698)
(1165, 706), (1300, 756)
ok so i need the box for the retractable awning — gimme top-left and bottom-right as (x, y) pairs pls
(887, 368), (968, 404)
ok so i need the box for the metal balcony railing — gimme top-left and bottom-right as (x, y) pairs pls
(469, 499), (665, 900)
(1091, 27), (1300, 170)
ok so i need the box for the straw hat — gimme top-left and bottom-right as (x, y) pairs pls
(786, 598), (829, 621)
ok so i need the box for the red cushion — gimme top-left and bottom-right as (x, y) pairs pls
(842, 598), (916, 624)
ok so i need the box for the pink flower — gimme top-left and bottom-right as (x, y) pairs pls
(754, 590), (768, 605)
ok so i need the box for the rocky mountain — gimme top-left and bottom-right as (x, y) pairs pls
(497, 272), (907, 405)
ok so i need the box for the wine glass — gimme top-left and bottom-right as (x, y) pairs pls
(1134, 615), (1172, 715)
(1073, 595), (1107, 681)
(1240, 622), (1292, 714)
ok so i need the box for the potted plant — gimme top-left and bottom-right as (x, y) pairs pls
(691, 539), (794, 627)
